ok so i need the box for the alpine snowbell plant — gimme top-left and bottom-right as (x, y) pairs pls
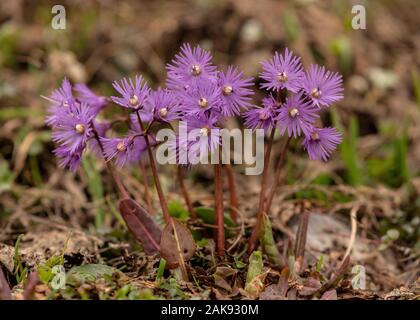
(44, 44), (343, 272)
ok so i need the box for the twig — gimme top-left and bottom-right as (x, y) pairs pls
(343, 206), (359, 262)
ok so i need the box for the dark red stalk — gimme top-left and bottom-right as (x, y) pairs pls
(224, 163), (238, 223)
(214, 158), (225, 256)
(135, 111), (171, 223)
(177, 166), (196, 218)
(139, 159), (154, 215)
(90, 123), (129, 199)
(248, 126), (276, 254)
(264, 136), (291, 213)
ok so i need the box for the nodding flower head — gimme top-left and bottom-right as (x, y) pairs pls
(166, 43), (217, 91)
(243, 94), (280, 132)
(218, 66), (254, 117)
(111, 75), (150, 110)
(276, 93), (318, 138)
(260, 48), (304, 93)
(303, 127), (342, 161)
(302, 64), (343, 108)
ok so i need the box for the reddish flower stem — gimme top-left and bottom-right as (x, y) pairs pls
(90, 123), (129, 199)
(177, 166), (196, 218)
(139, 159), (154, 215)
(264, 136), (291, 213)
(135, 111), (171, 223)
(247, 126), (276, 254)
(224, 163), (238, 223)
(214, 158), (225, 256)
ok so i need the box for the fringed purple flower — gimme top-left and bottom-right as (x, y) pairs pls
(45, 78), (77, 126)
(260, 48), (304, 93)
(148, 88), (180, 123)
(182, 79), (221, 117)
(51, 102), (94, 153)
(74, 83), (107, 115)
(302, 64), (344, 108)
(53, 145), (83, 172)
(101, 136), (147, 168)
(111, 75), (150, 110)
(170, 114), (221, 165)
(218, 66), (254, 116)
(276, 93), (318, 138)
(243, 95), (280, 132)
(303, 127), (342, 161)
(166, 43), (217, 91)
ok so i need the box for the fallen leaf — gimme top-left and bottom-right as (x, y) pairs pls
(160, 219), (196, 269)
(119, 198), (162, 255)
(321, 289), (338, 300)
(0, 267), (11, 300)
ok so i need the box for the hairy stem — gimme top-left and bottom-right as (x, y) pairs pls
(224, 163), (239, 223)
(139, 159), (154, 215)
(264, 136), (291, 213)
(248, 127), (276, 254)
(135, 111), (171, 223)
(177, 166), (196, 218)
(214, 151), (225, 256)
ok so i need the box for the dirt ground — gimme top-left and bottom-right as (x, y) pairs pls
(0, 0), (419, 300)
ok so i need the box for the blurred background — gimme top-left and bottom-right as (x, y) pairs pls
(0, 0), (419, 296)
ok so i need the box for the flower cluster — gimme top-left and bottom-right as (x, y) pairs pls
(45, 44), (343, 171)
(244, 48), (343, 160)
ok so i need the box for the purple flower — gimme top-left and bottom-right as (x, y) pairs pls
(53, 145), (83, 172)
(303, 127), (342, 161)
(51, 102), (95, 153)
(148, 88), (180, 123)
(101, 136), (147, 168)
(166, 43), (217, 91)
(74, 83), (107, 115)
(260, 48), (304, 93)
(182, 79), (221, 117)
(276, 93), (318, 138)
(218, 66), (254, 116)
(243, 95), (280, 132)
(170, 114), (221, 165)
(111, 75), (150, 110)
(302, 64), (344, 108)
(45, 78), (77, 126)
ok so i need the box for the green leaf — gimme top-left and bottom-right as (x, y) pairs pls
(259, 214), (283, 267)
(66, 264), (117, 286)
(195, 207), (235, 227)
(340, 116), (363, 186)
(245, 251), (264, 297)
(82, 155), (105, 229)
(168, 200), (189, 220)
